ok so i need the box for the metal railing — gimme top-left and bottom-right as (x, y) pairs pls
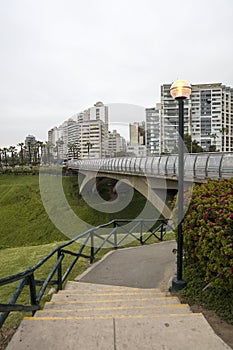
(0, 218), (172, 329)
(67, 152), (233, 179)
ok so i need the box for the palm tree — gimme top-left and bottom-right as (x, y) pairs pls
(209, 133), (218, 152)
(85, 141), (93, 158)
(8, 146), (16, 167)
(18, 142), (25, 165)
(0, 148), (3, 168)
(26, 141), (32, 165)
(68, 143), (80, 160)
(3, 147), (8, 167)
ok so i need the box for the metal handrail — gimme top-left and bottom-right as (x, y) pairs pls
(68, 152), (233, 179)
(0, 218), (171, 328)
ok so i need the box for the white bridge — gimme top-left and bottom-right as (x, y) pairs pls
(66, 152), (233, 217)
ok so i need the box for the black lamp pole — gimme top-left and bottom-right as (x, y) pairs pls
(172, 97), (187, 291)
(170, 80), (191, 292)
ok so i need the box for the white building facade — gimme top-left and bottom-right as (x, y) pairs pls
(47, 101), (110, 161)
(78, 101), (109, 159)
(145, 104), (161, 155)
(160, 82), (233, 153)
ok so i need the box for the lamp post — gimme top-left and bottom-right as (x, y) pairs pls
(170, 80), (192, 291)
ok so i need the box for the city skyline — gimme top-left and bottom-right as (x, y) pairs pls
(1, 0), (233, 147)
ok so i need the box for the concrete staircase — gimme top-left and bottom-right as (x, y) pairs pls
(7, 281), (231, 350)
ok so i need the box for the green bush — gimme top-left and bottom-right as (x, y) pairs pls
(179, 179), (233, 290)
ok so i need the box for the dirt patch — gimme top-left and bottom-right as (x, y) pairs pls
(190, 304), (233, 349)
(0, 327), (17, 350)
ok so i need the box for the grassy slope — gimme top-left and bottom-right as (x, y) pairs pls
(0, 174), (157, 248)
(0, 175), (66, 248)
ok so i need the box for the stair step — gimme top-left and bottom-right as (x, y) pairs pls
(27, 312), (200, 321)
(44, 297), (180, 310)
(35, 304), (192, 317)
(64, 281), (161, 292)
(7, 313), (230, 350)
(50, 293), (176, 302)
(59, 290), (166, 296)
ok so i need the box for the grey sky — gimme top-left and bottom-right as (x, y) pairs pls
(0, 0), (233, 147)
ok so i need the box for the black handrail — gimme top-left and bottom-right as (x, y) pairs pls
(0, 218), (172, 329)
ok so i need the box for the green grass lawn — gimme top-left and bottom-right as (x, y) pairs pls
(0, 174), (159, 248)
(0, 175), (66, 248)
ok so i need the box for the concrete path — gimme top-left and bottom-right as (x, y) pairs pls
(76, 240), (177, 290)
(6, 241), (232, 350)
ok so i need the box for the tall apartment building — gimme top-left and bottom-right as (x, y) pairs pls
(79, 119), (107, 159)
(160, 82), (233, 153)
(128, 121), (147, 156)
(48, 101), (110, 161)
(25, 134), (36, 148)
(161, 84), (191, 153)
(48, 119), (79, 160)
(129, 122), (145, 145)
(108, 129), (122, 157)
(78, 101), (109, 159)
(191, 83), (233, 152)
(145, 104), (161, 155)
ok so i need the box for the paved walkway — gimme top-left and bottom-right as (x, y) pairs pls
(7, 241), (232, 350)
(76, 240), (177, 290)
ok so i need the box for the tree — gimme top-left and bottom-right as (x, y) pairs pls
(3, 147), (8, 166)
(172, 134), (203, 153)
(8, 146), (17, 167)
(0, 148), (3, 168)
(18, 142), (25, 165)
(68, 143), (80, 159)
(85, 142), (93, 158)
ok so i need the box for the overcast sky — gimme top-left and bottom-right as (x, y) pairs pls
(0, 0), (233, 147)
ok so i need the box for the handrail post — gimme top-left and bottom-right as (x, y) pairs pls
(90, 230), (94, 264)
(160, 220), (164, 241)
(114, 221), (118, 249)
(140, 220), (143, 244)
(57, 248), (63, 291)
(28, 273), (37, 316)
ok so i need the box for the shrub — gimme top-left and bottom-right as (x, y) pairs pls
(178, 179), (233, 290)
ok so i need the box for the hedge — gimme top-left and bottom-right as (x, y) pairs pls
(176, 178), (233, 290)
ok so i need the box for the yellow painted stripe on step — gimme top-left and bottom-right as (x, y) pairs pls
(24, 313), (203, 321)
(58, 292), (164, 296)
(46, 297), (178, 304)
(37, 304), (189, 313)
(66, 282), (144, 289)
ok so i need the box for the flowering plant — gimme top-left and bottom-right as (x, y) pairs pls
(174, 178), (233, 290)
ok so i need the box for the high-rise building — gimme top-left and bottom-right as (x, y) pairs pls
(190, 83), (233, 152)
(48, 102), (110, 160)
(129, 122), (145, 146)
(145, 104), (161, 155)
(128, 121), (146, 156)
(108, 130), (122, 157)
(160, 82), (233, 153)
(161, 84), (191, 153)
(78, 101), (109, 159)
(25, 134), (36, 147)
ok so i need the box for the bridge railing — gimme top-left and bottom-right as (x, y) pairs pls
(68, 152), (233, 179)
(0, 218), (172, 329)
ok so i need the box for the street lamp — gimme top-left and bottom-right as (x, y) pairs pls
(170, 79), (192, 291)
